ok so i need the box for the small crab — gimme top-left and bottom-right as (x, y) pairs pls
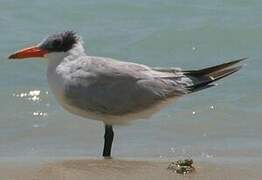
(167, 159), (195, 174)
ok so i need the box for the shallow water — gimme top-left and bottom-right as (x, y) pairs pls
(0, 0), (262, 160)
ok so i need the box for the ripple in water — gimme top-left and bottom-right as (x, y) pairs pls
(12, 90), (41, 102)
(12, 89), (49, 123)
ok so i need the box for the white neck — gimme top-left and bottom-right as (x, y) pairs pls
(46, 41), (86, 70)
(46, 42), (86, 100)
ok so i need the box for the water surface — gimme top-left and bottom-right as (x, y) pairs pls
(0, 0), (261, 160)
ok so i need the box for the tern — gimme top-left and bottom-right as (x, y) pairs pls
(9, 31), (245, 158)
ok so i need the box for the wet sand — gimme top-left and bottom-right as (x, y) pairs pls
(0, 158), (261, 180)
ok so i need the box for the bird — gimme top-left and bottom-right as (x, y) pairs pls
(8, 31), (245, 158)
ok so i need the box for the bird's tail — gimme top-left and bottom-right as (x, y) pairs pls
(183, 58), (246, 93)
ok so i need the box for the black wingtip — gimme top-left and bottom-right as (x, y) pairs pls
(185, 58), (246, 93)
(183, 57), (247, 76)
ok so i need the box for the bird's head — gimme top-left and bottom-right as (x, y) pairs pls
(8, 31), (81, 60)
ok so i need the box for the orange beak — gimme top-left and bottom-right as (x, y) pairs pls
(8, 46), (48, 59)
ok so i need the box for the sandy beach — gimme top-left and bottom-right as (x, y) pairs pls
(0, 157), (261, 180)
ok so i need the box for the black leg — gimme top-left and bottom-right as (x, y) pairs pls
(103, 124), (114, 158)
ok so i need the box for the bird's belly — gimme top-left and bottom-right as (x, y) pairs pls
(59, 95), (178, 125)
(48, 82), (179, 125)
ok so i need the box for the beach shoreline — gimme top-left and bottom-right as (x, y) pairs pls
(0, 157), (261, 180)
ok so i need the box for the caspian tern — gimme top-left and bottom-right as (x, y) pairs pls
(9, 31), (245, 158)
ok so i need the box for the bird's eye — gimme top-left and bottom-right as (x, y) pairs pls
(52, 39), (62, 48)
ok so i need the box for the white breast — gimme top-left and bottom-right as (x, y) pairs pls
(46, 43), (85, 101)
(46, 53), (68, 101)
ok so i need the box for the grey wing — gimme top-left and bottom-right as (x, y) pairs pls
(63, 57), (192, 115)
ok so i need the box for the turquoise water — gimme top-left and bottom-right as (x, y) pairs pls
(0, 0), (262, 159)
